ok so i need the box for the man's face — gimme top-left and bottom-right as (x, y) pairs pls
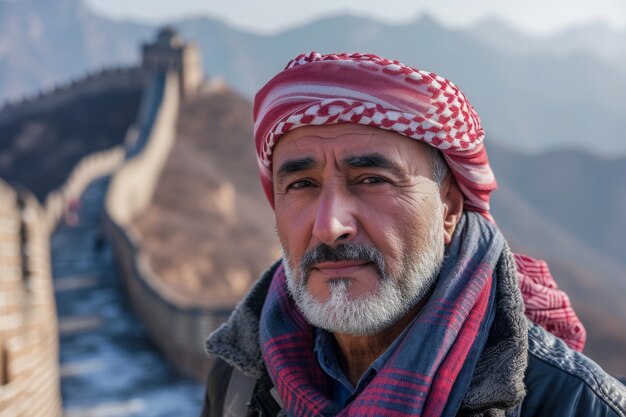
(272, 123), (447, 335)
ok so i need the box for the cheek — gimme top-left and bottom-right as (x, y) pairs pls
(275, 204), (311, 261)
(358, 195), (438, 267)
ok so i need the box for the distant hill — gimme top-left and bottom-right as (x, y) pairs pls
(489, 142), (626, 272)
(0, 86), (141, 200)
(469, 18), (626, 71)
(133, 88), (279, 307)
(1, 0), (626, 154)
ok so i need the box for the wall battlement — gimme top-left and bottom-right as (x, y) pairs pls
(0, 180), (63, 417)
(142, 26), (203, 98)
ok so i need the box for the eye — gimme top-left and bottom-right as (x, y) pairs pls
(361, 176), (386, 184)
(288, 179), (314, 190)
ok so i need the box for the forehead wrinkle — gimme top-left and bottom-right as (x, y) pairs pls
(277, 130), (360, 168)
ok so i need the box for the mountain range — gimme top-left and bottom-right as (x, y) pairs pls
(469, 17), (626, 71)
(1, 0), (626, 154)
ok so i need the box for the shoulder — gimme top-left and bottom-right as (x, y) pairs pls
(521, 322), (626, 417)
(200, 358), (234, 417)
(202, 358), (282, 417)
(202, 261), (282, 417)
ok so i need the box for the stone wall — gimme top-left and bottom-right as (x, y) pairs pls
(44, 146), (125, 234)
(104, 70), (228, 381)
(104, 219), (231, 381)
(105, 71), (179, 223)
(0, 180), (63, 417)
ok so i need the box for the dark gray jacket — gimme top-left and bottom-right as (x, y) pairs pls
(201, 253), (626, 417)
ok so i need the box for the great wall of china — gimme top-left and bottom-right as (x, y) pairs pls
(0, 28), (223, 414)
(0, 180), (63, 417)
(103, 69), (231, 381)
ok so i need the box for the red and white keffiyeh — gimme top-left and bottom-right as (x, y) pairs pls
(254, 52), (495, 219)
(253, 51), (586, 351)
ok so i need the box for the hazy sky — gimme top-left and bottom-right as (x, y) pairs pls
(84, 0), (626, 35)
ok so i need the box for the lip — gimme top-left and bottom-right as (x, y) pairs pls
(312, 261), (371, 277)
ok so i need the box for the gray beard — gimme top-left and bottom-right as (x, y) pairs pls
(282, 205), (445, 336)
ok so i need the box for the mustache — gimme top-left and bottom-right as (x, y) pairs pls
(300, 242), (386, 278)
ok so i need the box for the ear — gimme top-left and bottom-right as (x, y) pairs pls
(440, 175), (464, 245)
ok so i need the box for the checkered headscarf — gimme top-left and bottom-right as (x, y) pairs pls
(254, 51), (497, 221)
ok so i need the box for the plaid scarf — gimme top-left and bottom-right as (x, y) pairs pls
(260, 212), (504, 417)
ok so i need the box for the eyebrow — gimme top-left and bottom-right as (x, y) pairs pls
(277, 157), (316, 178)
(276, 153), (403, 180)
(344, 153), (403, 175)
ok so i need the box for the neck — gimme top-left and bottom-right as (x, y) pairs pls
(332, 300), (424, 386)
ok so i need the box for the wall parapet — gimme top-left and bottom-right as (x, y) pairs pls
(44, 146), (125, 234)
(0, 179), (63, 417)
(105, 70), (178, 224)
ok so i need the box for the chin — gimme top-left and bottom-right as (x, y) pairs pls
(293, 277), (415, 336)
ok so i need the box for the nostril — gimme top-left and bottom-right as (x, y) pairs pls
(337, 233), (350, 241)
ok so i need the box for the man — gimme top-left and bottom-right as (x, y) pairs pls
(201, 52), (626, 417)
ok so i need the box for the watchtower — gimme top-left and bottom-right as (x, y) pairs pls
(141, 27), (203, 97)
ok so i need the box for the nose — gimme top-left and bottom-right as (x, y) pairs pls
(311, 186), (357, 246)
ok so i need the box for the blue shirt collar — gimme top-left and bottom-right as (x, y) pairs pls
(313, 327), (402, 406)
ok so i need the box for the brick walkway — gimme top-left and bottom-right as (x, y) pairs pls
(51, 177), (204, 417)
